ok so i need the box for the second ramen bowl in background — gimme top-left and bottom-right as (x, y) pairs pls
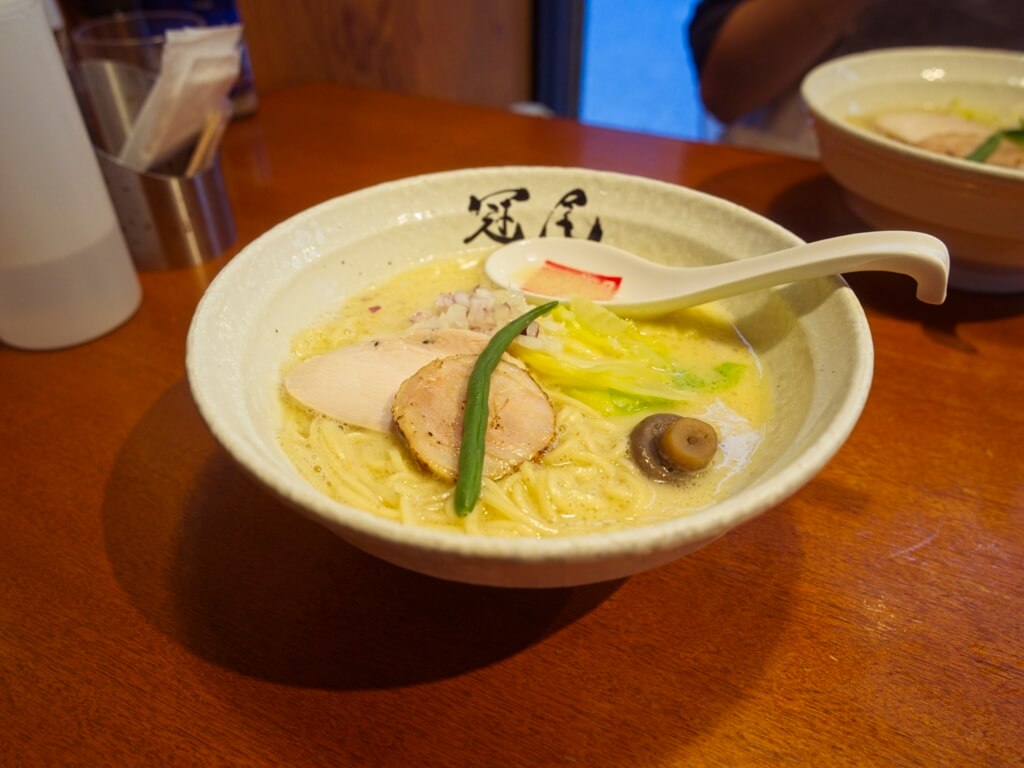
(186, 166), (874, 588)
(802, 46), (1024, 293)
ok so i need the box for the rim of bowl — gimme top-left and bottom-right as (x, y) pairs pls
(186, 165), (874, 565)
(801, 46), (1024, 184)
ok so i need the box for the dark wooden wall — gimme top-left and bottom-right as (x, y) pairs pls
(235, 0), (535, 107)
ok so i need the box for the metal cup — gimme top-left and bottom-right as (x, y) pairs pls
(71, 10), (205, 73)
(74, 59), (236, 271)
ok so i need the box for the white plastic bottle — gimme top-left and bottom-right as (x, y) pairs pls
(0, 0), (142, 350)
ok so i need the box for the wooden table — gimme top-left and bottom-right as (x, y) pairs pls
(4, 83), (1022, 767)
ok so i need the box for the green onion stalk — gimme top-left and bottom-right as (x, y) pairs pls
(453, 301), (559, 516)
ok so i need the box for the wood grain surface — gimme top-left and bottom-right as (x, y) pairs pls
(236, 0), (533, 107)
(2, 83), (1022, 767)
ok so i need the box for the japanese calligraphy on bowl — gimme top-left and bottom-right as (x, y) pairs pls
(464, 186), (603, 245)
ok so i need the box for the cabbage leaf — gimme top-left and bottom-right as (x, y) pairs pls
(513, 299), (746, 415)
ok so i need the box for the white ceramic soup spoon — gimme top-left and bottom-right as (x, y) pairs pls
(484, 231), (950, 317)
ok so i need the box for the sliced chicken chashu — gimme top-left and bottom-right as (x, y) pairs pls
(392, 354), (556, 481)
(283, 328), (492, 431)
(872, 111), (1024, 168)
(872, 112), (990, 147)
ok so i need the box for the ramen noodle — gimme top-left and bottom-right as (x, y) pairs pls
(278, 252), (773, 537)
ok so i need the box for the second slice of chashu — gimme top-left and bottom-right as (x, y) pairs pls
(392, 354), (556, 481)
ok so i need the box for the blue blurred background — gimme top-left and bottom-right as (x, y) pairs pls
(579, 0), (713, 142)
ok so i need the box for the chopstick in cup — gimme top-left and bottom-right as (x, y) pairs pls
(186, 104), (230, 176)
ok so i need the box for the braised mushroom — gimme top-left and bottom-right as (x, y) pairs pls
(629, 413), (717, 482)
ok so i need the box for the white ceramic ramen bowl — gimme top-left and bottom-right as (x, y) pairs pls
(801, 47), (1024, 293)
(186, 166), (873, 588)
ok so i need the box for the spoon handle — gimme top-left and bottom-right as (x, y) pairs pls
(676, 231), (949, 307)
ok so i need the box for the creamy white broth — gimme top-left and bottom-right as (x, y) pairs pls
(278, 252), (773, 537)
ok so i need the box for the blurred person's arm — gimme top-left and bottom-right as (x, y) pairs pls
(695, 0), (875, 123)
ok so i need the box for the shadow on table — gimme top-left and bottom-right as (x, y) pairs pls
(696, 159), (864, 245)
(843, 273), (1024, 335)
(102, 379), (801, 693)
(698, 167), (1024, 345)
(102, 379), (620, 688)
(102, 378), (809, 760)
